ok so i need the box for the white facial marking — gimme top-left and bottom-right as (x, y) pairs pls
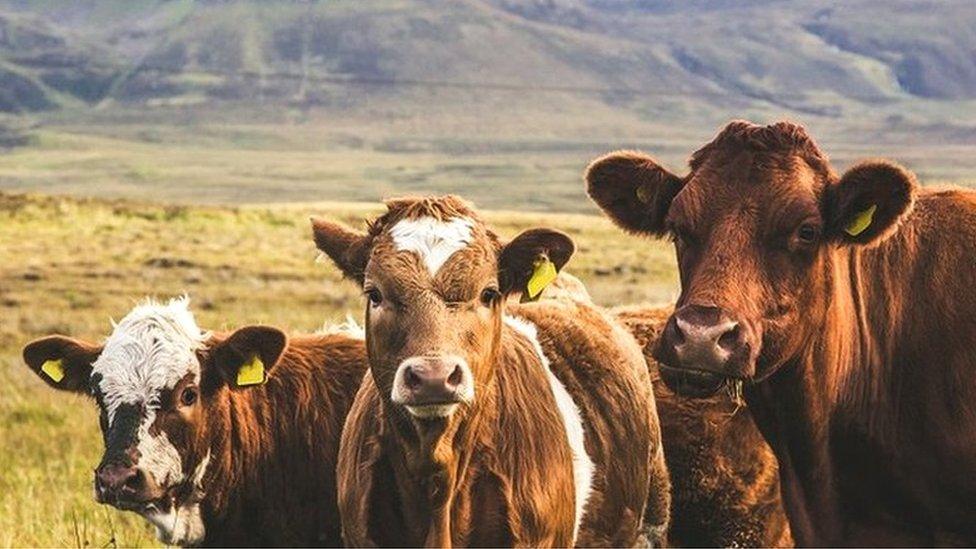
(504, 315), (594, 544)
(145, 450), (210, 546)
(92, 297), (208, 509)
(146, 502), (206, 546)
(93, 296), (208, 424)
(389, 216), (475, 275)
(136, 423), (182, 488)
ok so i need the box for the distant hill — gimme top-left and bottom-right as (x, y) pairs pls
(0, 0), (973, 207)
(0, 1), (974, 114)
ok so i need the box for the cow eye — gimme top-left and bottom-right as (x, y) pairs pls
(797, 223), (820, 244)
(480, 287), (501, 307)
(365, 288), (383, 307)
(180, 386), (198, 407)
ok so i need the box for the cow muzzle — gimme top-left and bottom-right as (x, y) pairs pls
(391, 355), (474, 419)
(655, 304), (759, 397)
(94, 461), (160, 511)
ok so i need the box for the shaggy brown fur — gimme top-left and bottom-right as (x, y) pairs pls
(23, 328), (367, 546)
(587, 120), (976, 545)
(613, 305), (792, 548)
(313, 196), (668, 547)
(191, 332), (366, 546)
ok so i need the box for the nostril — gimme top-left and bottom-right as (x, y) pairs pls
(668, 317), (686, 345)
(718, 324), (741, 351)
(447, 365), (463, 388)
(404, 366), (422, 390)
(123, 469), (145, 494)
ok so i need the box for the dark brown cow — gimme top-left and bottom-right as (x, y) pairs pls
(22, 297), (366, 546)
(613, 305), (791, 548)
(312, 196), (669, 547)
(587, 120), (976, 545)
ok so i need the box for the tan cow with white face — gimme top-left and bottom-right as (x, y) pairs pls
(312, 196), (669, 547)
(22, 297), (367, 546)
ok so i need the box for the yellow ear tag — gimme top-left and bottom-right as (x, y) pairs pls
(41, 359), (65, 383)
(236, 355), (266, 387)
(844, 204), (877, 236)
(525, 258), (558, 302)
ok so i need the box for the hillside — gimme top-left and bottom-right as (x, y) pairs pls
(0, 1), (973, 209)
(2, 1), (974, 115)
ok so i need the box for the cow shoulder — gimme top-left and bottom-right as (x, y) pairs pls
(506, 301), (659, 546)
(868, 187), (976, 332)
(490, 326), (579, 546)
(510, 300), (653, 413)
(291, 332), (368, 394)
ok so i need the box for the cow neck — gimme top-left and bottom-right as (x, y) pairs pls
(381, 362), (499, 547)
(746, 241), (908, 545)
(198, 376), (290, 528)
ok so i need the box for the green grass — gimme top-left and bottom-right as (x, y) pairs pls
(0, 191), (678, 547)
(1, 112), (972, 218)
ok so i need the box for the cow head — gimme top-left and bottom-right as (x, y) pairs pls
(587, 121), (917, 397)
(312, 196), (573, 430)
(22, 297), (287, 546)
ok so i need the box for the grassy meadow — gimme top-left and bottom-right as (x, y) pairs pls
(2, 2), (975, 546)
(0, 111), (970, 548)
(0, 191), (678, 547)
(2, 110), (974, 218)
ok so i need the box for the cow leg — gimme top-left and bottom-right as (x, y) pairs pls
(644, 438), (671, 547)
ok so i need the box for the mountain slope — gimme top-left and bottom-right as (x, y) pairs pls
(0, 0), (973, 117)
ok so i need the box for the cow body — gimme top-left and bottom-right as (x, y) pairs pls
(313, 196), (667, 547)
(744, 188), (976, 545)
(339, 301), (662, 546)
(23, 299), (367, 546)
(587, 121), (976, 545)
(614, 305), (791, 548)
(189, 331), (367, 546)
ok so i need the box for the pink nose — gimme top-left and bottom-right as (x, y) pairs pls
(393, 356), (473, 406)
(95, 463), (146, 502)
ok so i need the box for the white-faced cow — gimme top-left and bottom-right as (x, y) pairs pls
(22, 297), (366, 546)
(588, 120), (976, 545)
(311, 196), (670, 547)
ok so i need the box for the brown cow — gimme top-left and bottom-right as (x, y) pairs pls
(587, 120), (976, 545)
(613, 305), (791, 548)
(312, 196), (669, 547)
(22, 297), (366, 546)
(545, 273), (790, 546)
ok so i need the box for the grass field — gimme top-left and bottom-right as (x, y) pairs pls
(2, 109), (974, 216)
(0, 191), (678, 547)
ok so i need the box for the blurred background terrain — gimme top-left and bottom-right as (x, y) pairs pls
(0, 0), (975, 210)
(0, 1), (974, 546)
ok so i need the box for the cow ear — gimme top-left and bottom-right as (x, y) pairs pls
(210, 326), (287, 389)
(311, 217), (371, 283)
(22, 336), (102, 393)
(826, 160), (918, 247)
(498, 228), (575, 300)
(586, 150), (684, 237)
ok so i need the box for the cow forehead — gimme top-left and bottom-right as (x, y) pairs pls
(386, 216), (477, 276)
(92, 298), (207, 422)
(678, 154), (821, 222)
(691, 150), (820, 191)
